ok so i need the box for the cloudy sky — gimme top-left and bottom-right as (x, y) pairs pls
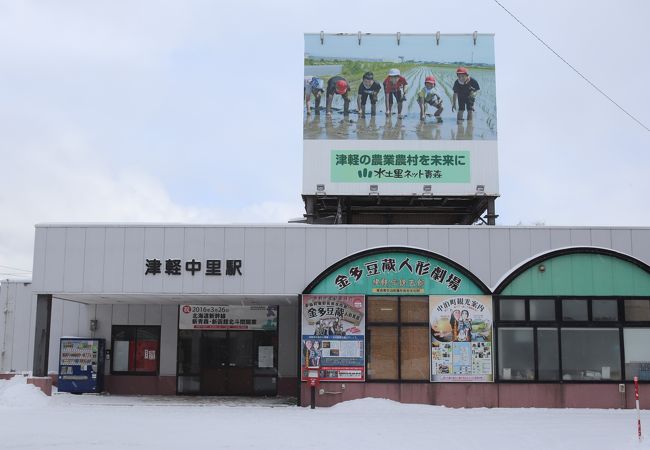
(0, 0), (648, 277)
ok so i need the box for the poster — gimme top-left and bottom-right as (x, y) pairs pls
(429, 295), (493, 382)
(179, 305), (278, 330)
(303, 32), (498, 198)
(301, 294), (365, 381)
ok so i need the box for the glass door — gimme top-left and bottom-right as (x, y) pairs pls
(200, 331), (229, 395)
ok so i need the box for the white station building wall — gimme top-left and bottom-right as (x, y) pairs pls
(2, 224), (649, 375)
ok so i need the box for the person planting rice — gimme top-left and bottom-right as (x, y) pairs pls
(417, 75), (444, 123)
(383, 68), (408, 118)
(356, 71), (382, 117)
(452, 66), (480, 122)
(325, 75), (351, 116)
(304, 76), (324, 115)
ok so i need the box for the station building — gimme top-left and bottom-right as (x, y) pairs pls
(2, 224), (649, 408)
(2, 33), (649, 409)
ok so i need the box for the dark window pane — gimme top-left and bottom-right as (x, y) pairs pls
(592, 300), (618, 321)
(177, 330), (201, 375)
(112, 327), (132, 341)
(624, 328), (650, 380)
(367, 326), (398, 379)
(562, 300), (588, 321)
(400, 296), (428, 323)
(625, 300), (650, 321)
(537, 328), (559, 381)
(229, 331), (254, 367)
(400, 327), (429, 380)
(499, 300), (525, 321)
(561, 328), (621, 380)
(367, 297), (398, 322)
(136, 327), (159, 341)
(497, 328), (534, 380)
(530, 300), (555, 321)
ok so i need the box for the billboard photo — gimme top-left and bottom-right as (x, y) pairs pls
(303, 33), (499, 198)
(301, 294), (366, 382)
(304, 33), (496, 141)
(429, 295), (493, 382)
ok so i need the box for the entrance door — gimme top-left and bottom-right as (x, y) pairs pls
(200, 331), (229, 395)
(177, 330), (278, 396)
(225, 331), (254, 395)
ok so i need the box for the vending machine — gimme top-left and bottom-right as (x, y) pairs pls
(58, 338), (105, 393)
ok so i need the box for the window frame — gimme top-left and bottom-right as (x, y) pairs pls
(110, 325), (161, 376)
(366, 295), (430, 382)
(494, 296), (650, 383)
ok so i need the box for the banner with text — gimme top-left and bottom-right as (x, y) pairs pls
(179, 305), (278, 331)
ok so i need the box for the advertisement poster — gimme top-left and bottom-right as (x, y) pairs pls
(301, 294), (365, 381)
(429, 295), (493, 382)
(179, 305), (278, 330)
(303, 32), (498, 197)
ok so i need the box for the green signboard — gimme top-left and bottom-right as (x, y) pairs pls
(331, 150), (470, 183)
(309, 251), (484, 295)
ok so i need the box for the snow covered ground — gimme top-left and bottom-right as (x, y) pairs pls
(1, 376), (648, 449)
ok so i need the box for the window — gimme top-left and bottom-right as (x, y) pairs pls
(496, 297), (649, 382)
(562, 300), (588, 321)
(537, 328), (559, 381)
(561, 329), (621, 380)
(367, 296), (429, 381)
(499, 299), (525, 321)
(592, 300), (618, 321)
(625, 300), (650, 321)
(530, 300), (555, 321)
(497, 328), (534, 380)
(623, 328), (650, 380)
(367, 326), (398, 379)
(368, 297), (398, 322)
(400, 327), (429, 380)
(111, 326), (160, 375)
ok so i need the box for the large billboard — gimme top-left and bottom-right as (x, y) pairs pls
(303, 33), (498, 197)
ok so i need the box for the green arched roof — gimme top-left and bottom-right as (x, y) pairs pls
(495, 247), (650, 296)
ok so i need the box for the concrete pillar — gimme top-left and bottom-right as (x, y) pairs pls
(32, 294), (52, 377)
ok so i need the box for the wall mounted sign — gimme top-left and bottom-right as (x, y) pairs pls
(429, 295), (493, 382)
(179, 305), (277, 330)
(310, 251), (484, 295)
(301, 294), (366, 382)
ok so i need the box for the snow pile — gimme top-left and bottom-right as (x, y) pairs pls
(0, 376), (50, 408)
(331, 396), (429, 412)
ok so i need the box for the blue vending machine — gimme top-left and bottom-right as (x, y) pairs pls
(58, 338), (105, 393)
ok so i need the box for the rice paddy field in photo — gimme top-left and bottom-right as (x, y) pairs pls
(304, 61), (497, 141)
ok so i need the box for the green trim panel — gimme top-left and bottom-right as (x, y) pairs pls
(310, 251), (484, 295)
(501, 253), (650, 296)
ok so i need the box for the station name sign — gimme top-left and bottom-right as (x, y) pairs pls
(144, 258), (242, 276)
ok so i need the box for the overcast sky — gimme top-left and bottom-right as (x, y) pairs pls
(0, 0), (648, 277)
